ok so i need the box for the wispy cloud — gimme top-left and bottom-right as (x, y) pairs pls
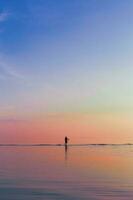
(0, 11), (10, 33)
(0, 11), (10, 22)
(0, 74), (6, 80)
(0, 118), (26, 123)
(0, 57), (28, 83)
(0, 62), (25, 80)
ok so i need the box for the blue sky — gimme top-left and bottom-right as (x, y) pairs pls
(1, 0), (133, 119)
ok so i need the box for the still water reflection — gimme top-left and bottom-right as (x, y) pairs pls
(0, 145), (133, 199)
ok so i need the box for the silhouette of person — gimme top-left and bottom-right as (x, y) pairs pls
(65, 136), (69, 146)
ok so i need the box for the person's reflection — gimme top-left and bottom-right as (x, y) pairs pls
(65, 144), (68, 161)
(64, 136), (69, 162)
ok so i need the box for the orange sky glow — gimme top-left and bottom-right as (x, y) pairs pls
(0, 112), (133, 144)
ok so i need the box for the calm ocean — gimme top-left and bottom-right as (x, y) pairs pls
(0, 145), (133, 200)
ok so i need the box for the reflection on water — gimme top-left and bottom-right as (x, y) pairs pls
(0, 146), (133, 199)
(65, 145), (68, 162)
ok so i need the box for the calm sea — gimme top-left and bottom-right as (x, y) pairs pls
(0, 145), (133, 200)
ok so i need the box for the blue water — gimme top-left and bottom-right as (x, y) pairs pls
(0, 145), (133, 199)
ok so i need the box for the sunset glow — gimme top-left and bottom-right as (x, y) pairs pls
(0, 0), (133, 144)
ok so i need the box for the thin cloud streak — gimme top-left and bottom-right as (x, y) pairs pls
(2, 62), (25, 79)
(0, 74), (6, 80)
(0, 59), (27, 82)
(0, 11), (10, 22)
(0, 54), (37, 87)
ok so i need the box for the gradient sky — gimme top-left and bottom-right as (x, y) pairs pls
(0, 0), (133, 143)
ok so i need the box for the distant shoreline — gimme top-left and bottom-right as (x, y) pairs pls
(0, 143), (132, 147)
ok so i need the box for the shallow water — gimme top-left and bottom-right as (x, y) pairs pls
(0, 146), (133, 200)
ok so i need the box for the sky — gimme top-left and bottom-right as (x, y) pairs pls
(0, 0), (133, 144)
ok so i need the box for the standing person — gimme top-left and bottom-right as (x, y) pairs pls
(65, 136), (69, 146)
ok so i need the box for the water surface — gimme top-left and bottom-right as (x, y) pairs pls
(0, 145), (133, 199)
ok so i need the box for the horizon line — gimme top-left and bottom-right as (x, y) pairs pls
(0, 143), (133, 147)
